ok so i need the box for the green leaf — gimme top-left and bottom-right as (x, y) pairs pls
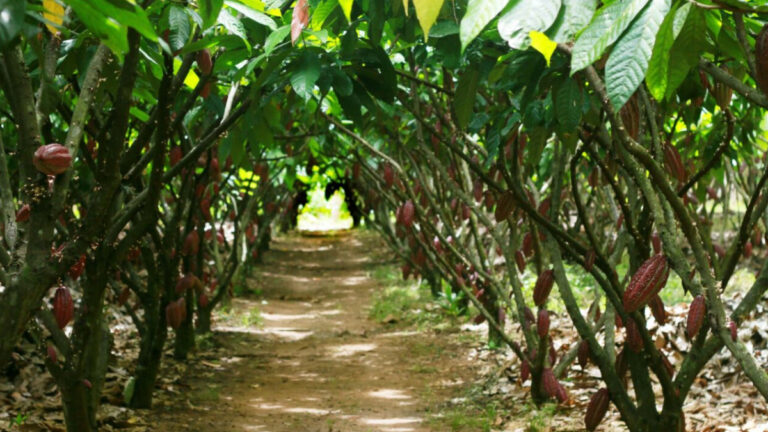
(554, 77), (583, 131)
(570, 0), (650, 74)
(413, 0), (445, 40)
(225, 1), (277, 30)
(0, 0), (25, 48)
(498, 0), (561, 50)
(265, 25), (290, 55)
(199, 0), (224, 30)
(311, 0), (337, 29)
(339, 0), (353, 21)
(291, 50), (321, 100)
(453, 66), (480, 129)
(218, 7), (251, 52)
(548, 0), (597, 43)
(71, 0), (157, 41)
(663, 5), (707, 100)
(168, 5), (190, 53)
(606, 0), (670, 108)
(459, 0), (510, 50)
(645, 3), (686, 100)
(64, 0), (128, 56)
(529, 31), (557, 66)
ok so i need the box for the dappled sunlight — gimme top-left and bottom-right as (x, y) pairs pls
(254, 327), (314, 341)
(362, 417), (422, 426)
(368, 389), (412, 400)
(297, 185), (353, 232)
(329, 342), (377, 357)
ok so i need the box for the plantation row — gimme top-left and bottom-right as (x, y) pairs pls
(3, 1), (768, 431)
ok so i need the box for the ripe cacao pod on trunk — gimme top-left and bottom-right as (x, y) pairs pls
(15, 204), (30, 223)
(585, 388), (610, 431)
(494, 192), (515, 222)
(33, 144), (72, 175)
(382, 163), (395, 188)
(47, 345), (58, 364)
(687, 295), (706, 339)
(651, 232), (662, 254)
(541, 368), (559, 398)
(197, 49), (212, 75)
(523, 306), (535, 326)
(198, 293), (209, 308)
(182, 231), (200, 256)
(537, 308), (550, 338)
(619, 94), (640, 141)
(533, 269), (555, 306)
(663, 142), (687, 183)
(577, 340), (589, 369)
(520, 359), (530, 382)
(401, 200), (415, 227)
(649, 294), (667, 324)
(622, 254), (670, 313)
(729, 321), (738, 341)
(53, 286), (74, 329)
(514, 250), (526, 273)
(176, 274), (201, 295)
(170, 146), (183, 166)
(166, 298), (187, 329)
(522, 232), (534, 257)
(625, 318), (643, 352)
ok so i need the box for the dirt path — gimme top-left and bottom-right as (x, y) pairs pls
(151, 230), (471, 432)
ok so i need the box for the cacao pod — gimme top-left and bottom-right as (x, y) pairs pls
(197, 49), (212, 75)
(176, 274), (201, 295)
(554, 382), (568, 403)
(68, 254), (86, 281)
(523, 306), (535, 326)
(622, 254), (670, 313)
(533, 269), (555, 306)
(382, 164), (395, 188)
(520, 359), (530, 382)
(713, 243), (726, 259)
(649, 294), (666, 324)
(537, 308), (550, 339)
(53, 286), (74, 329)
(585, 388), (610, 431)
(401, 200), (415, 227)
(578, 340), (589, 369)
(47, 345), (57, 364)
(625, 318), (643, 352)
(712, 66), (733, 110)
(473, 314), (485, 324)
(663, 142), (687, 183)
(756, 24), (768, 95)
(619, 94), (640, 141)
(522, 232), (534, 257)
(515, 250), (526, 273)
(15, 204), (30, 223)
(401, 263), (411, 280)
(549, 343), (557, 366)
(686, 295), (706, 339)
(744, 241), (753, 258)
(616, 213), (624, 231)
(473, 180), (483, 203)
(170, 146), (183, 166)
(729, 321), (738, 341)
(200, 81), (211, 99)
(198, 293), (209, 308)
(182, 231), (200, 256)
(541, 368), (559, 399)
(33, 144), (72, 175)
(166, 298), (186, 329)
(494, 192), (515, 222)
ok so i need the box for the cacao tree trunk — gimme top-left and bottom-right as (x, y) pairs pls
(130, 311), (167, 409)
(60, 373), (93, 432)
(173, 294), (196, 360)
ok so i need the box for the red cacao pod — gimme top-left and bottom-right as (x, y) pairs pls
(520, 359), (530, 382)
(522, 232), (534, 257)
(473, 180), (483, 203)
(494, 192), (515, 222)
(537, 308), (550, 339)
(744, 241), (753, 258)
(585, 388), (610, 431)
(663, 142), (686, 183)
(68, 254), (86, 281)
(619, 94), (640, 140)
(533, 269), (555, 306)
(33, 144), (72, 175)
(401, 263), (411, 280)
(176, 274), (201, 295)
(686, 295), (706, 339)
(523, 306), (535, 326)
(15, 204), (30, 223)
(53, 286), (74, 329)
(625, 318), (643, 352)
(578, 340), (589, 369)
(197, 49), (212, 75)
(713, 243), (726, 259)
(170, 146), (183, 166)
(514, 250), (526, 273)
(200, 81), (211, 99)
(541, 368), (559, 399)
(756, 24), (768, 95)
(382, 164), (395, 188)
(198, 293), (209, 308)
(649, 294), (666, 325)
(729, 321), (738, 341)
(622, 254), (670, 313)
(182, 231), (200, 256)
(401, 200), (415, 227)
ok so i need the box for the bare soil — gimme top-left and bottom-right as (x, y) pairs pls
(150, 230), (474, 432)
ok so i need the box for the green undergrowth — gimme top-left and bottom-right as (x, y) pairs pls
(369, 265), (465, 329)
